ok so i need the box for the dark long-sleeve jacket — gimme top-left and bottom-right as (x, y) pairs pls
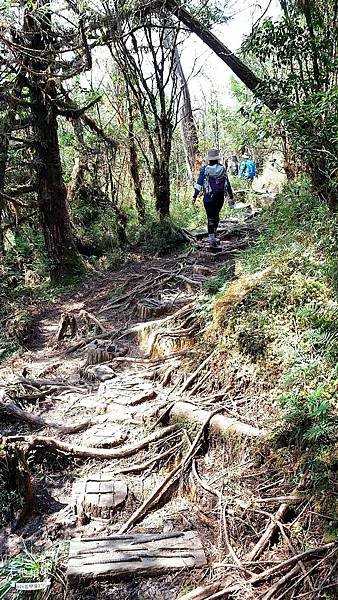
(193, 164), (234, 201)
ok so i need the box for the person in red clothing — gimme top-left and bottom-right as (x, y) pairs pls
(193, 148), (234, 247)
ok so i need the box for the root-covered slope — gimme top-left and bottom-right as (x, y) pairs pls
(0, 188), (337, 600)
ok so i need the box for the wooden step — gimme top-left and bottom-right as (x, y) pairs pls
(67, 531), (207, 582)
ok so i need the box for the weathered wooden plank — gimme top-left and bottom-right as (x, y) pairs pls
(69, 531), (201, 556)
(67, 531), (207, 581)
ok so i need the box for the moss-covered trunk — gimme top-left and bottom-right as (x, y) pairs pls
(24, 1), (83, 283)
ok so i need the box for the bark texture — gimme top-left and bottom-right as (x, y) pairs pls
(24, 2), (83, 283)
(174, 47), (199, 179)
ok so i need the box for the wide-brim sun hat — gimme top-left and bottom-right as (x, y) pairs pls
(205, 148), (221, 162)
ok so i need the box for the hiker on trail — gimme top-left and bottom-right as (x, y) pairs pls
(230, 154), (239, 176)
(193, 148), (234, 248)
(239, 154), (256, 183)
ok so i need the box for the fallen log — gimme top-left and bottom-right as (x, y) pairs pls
(2, 425), (178, 460)
(67, 531), (207, 582)
(169, 401), (266, 438)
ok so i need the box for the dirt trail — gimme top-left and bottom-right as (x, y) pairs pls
(0, 211), (301, 599)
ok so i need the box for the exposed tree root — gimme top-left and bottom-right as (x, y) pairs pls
(1, 425), (178, 460)
(118, 408), (223, 533)
(178, 543), (337, 600)
(65, 331), (113, 354)
(98, 271), (181, 314)
(245, 502), (290, 562)
(261, 564), (301, 600)
(118, 458), (183, 534)
(117, 301), (195, 340)
(218, 545), (337, 599)
(17, 377), (84, 389)
(113, 442), (183, 475)
(79, 309), (107, 333)
(180, 351), (215, 393)
(0, 395), (92, 434)
(176, 583), (223, 600)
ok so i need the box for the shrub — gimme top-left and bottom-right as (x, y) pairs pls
(0, 545), (65, 600)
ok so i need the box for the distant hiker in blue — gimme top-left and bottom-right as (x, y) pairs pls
(193, 148), (234, 248)
(239, 154), (256, 183)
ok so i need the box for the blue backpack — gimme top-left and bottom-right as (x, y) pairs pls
(246, 160), (256, 178)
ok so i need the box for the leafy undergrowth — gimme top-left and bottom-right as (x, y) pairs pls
(205, 176), (337, 526)
(0, 545), (65, 599)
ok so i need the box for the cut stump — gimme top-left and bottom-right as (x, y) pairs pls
(72, 472), (128, 520)
(67, 531), (207, 582)
(136, 298), (167, 320)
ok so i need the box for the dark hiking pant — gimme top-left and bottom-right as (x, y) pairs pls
(203, 193), (225, 234)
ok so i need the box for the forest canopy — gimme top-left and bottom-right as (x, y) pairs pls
(0, 0), (337, 283)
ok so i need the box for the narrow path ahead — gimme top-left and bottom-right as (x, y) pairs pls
(0, 211), (287, 600)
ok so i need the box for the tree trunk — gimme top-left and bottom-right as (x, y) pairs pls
(280, 129), (297, 179)
(127, 98), (145, 222)
(68, 156), (87, 203)
(0, 92), (20, 255)
(30, 93), (84, 282)
(24, 3), (83, 283)
(68, 120), (88, 203)
(103, 2), (277, 110)
(163, 0), (278, 110)
(0, 114), (12, 255)
(174, 47), (199, 179)
(153, 158), (170, 218)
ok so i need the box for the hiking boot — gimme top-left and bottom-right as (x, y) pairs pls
(208, 234), (218, 248)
